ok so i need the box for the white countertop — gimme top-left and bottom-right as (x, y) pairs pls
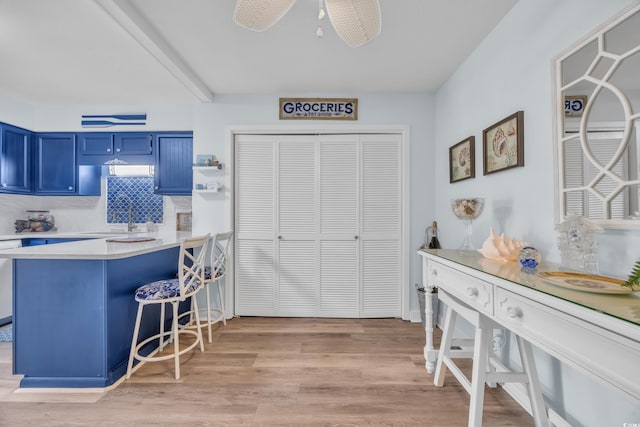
(0, 231), (195, 260)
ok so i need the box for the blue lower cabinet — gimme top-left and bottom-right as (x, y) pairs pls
(21, 238), (91, 247)
(13, 247), (180, 388)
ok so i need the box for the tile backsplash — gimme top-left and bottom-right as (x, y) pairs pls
(106, 177), (163, 224)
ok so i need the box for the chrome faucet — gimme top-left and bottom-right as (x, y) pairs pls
(114, 194), (137, 232)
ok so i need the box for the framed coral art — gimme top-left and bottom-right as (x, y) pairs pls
(482, 111), (524, 175)
(449, 136), (475, 183)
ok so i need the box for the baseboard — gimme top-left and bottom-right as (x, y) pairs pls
(409, 309), (422, 323)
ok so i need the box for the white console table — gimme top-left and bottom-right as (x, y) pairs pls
(419, 249), (640, 404)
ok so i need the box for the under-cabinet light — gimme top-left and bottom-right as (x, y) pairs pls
(108, 165), (154, 177)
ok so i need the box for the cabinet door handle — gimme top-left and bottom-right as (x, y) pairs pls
(506, 306), (523, 319)
(116, 148), (121, 152)
(278, 235), (282, 240)
(107, 148), (111, 153)
(68, 186), (74, 191)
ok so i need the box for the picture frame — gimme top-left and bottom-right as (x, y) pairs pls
(482, 111), (524, 175)
(449, 136), (475, 183)
(176, 212), (192, 232)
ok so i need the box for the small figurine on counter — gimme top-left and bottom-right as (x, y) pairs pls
(14, 219), (55, 233)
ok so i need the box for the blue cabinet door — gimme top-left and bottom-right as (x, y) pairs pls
(114, 133), (153, 155)
(78, 132), (153, 165)
(0, 124), (33, 194)
(78, 133), (113, 155)
(154, 133), (192, 195)
(36, 133), (77, 195)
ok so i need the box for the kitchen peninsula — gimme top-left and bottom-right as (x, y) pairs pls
(0, 231), (193, 388)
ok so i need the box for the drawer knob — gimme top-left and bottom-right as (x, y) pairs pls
(506, 306), (523, 319)
(466, 287), (478, 297)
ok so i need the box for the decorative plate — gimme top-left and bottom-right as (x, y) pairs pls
(538, 272), (633, 294)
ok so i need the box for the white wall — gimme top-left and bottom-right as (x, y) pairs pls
(0, 93), (435, 319)
(433, 0), (640, 425)
(191, 93), (435, 319)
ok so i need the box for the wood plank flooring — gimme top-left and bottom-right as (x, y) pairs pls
(0, 317), (533, 426)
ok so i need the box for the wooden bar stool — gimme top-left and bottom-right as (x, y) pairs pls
(434, 289), (549, 427)
(126, 234), (210, 380)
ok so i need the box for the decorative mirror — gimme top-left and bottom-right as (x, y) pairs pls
(553, 4), (640, 229)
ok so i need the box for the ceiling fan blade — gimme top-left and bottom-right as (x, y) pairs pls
(325, 0), (381, 47)
(233, 0), (297, 32)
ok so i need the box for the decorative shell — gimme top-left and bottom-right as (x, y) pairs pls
(479, 228), (529, 262)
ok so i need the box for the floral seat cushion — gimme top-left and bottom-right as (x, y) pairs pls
(204, 266), (224, 281)
(135, 278), (200, 301)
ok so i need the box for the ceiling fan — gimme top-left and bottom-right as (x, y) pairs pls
(233, 0), (382, 47)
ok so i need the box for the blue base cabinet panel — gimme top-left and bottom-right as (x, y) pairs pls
(13, 247), (179, 388)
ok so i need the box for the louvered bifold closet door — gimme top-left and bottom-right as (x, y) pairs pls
(235, 135), (277, 315)
(360, 134), (402, 317)
(277, 136), (318, 316)
(319, 135), (359, 317)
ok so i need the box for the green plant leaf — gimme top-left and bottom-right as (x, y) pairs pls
(622, 258), (640, 290)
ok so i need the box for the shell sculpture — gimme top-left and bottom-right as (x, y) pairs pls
(479, 228), (529, 262)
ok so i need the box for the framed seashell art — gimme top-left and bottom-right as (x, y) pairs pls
(449, 136), (475, 183)
(482, 111), (524, 175)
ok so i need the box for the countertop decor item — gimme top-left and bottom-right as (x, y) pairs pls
(14, 210), (56, 233)
(451, 197), (485, 250)
(420, 221), (442, 250)
(478, 228), (528, 262)
(518, 246), (541, 273)
(622, 258), (640, 291)
(538, 271), (633, 295)
(555, 214), (600, 273)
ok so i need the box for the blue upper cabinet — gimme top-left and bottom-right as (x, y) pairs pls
(78, 133), (113, 155)
(35, 133), (77, 195)
(78, 132), (153, 165)
(114, 133), (153, 155)
(0, 123), (33, 194)
(154, 133), (193, 195)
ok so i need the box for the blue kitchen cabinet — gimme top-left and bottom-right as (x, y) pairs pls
(0, 123), (33, 194)
(21, 237), (92, 247)
(154, 133), (193, 195)
(78, 133), (113, 155)
(35, 133), (77, 195)
(78, 132), (154, 164)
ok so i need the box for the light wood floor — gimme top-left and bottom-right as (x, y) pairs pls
(0, 317), (533, 426)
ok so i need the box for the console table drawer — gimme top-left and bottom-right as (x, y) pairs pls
(495, 286), (640, 399)
(428, 260), (493, 315)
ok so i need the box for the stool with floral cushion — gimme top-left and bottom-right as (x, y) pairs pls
(126, 234), (210, 380)
(180, 231), (233, 343)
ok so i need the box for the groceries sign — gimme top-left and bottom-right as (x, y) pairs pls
(279, 98), (358, 120)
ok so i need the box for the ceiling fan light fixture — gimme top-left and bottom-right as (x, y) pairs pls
(233, 0), (381, 47)
(233, 0), (296, 32)
(325, 0), (381, 47)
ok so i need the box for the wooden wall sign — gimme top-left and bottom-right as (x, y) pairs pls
(564, 95), (587, 117)
(279, 98), (358, 120)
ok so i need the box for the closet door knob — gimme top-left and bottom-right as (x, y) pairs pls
(354, 235), (358, 240)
